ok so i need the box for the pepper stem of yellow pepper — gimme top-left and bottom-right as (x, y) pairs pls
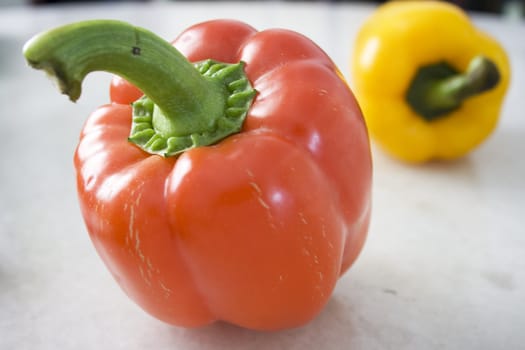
(23, 20), (256, 156)
(406, 56), (500, 122)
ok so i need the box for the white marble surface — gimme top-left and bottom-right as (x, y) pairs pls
(1, 1), (524, 349)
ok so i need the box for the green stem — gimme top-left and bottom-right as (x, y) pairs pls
(23, 20), (255, 156)
(405, 56), (501, 121)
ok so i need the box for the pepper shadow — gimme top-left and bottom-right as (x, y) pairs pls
(468, 127), (525, 192)
(162, 296), (358, 350)
(405, 126), (525, 194)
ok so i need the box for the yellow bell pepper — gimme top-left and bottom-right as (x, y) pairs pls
(351, 0), (510, 163)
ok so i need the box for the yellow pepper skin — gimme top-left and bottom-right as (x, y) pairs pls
(351, 1), (510, 163)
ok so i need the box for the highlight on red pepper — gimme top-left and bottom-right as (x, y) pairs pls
(23, 19), (372, 331)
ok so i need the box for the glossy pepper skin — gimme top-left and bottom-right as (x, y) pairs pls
(351, 1), (510, 163)
(26, 20), (372, 330)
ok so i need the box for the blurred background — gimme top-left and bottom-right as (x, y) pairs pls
(0, 0), (523, 18)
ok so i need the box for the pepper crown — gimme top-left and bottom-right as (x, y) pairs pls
(406, 55), (500, 122)
(23, 20), (256, 156)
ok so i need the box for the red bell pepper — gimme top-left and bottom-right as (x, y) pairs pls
(24, 19), (372, 330)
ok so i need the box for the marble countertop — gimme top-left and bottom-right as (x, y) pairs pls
(1, 1), (524, 349)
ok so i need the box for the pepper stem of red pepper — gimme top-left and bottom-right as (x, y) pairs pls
(406, 56), (500, 122)
(23, 20), (256, 156)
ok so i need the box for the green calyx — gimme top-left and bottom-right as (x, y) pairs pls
(129, 60), (256, 156)
(23, 20), (256, 156)
(405, 55), (501, 122)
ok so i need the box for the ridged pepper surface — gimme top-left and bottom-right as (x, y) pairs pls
(24, 19), (372, 330)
